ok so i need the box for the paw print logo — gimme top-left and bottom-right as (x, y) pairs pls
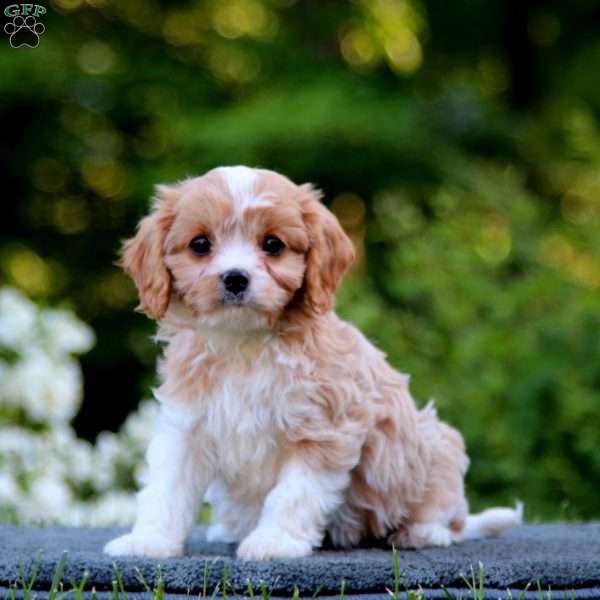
(4, 15), (45, 48)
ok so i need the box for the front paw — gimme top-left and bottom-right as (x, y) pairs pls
(237, 527), (312, 560)
(104, 532), (183, 559)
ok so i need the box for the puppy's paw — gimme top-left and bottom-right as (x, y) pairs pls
(237, 527), (312, 560)
(417, 523), (453, 547)
(103, 532), (183, 558)
(206, 522), (240, 543)
(389, 523), (453, 549)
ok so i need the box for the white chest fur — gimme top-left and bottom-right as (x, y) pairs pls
(159, 331), (316, 497)
(201, 358), (288, 485)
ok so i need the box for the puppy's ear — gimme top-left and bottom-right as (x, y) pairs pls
(121, 185), (179, 320)
(300, 184), (355, 315)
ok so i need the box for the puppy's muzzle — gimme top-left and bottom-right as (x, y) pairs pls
(221, 269), (250, 305)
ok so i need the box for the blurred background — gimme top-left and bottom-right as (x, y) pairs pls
(1, 0), (600, 524)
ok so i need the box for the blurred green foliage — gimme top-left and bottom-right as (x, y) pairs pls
(2, 0), (600, 520)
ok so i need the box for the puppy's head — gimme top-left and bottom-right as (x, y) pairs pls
(121, 166), (355, 330)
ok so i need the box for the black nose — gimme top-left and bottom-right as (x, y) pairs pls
(222, 269), (249, 295)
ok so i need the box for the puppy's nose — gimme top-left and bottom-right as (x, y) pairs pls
(222, 269), (249, 295)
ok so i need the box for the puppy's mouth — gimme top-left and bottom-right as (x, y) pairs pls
(222, 292), (248, 306)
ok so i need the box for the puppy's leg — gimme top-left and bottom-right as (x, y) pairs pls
(389, 417), (469, 550)
(104, 405), (211, 558)
(236, 460), (349, 560)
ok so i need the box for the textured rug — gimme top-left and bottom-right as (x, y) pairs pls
(1, 524), (599, 599)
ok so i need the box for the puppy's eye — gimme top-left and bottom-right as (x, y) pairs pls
(263, 235), (285, 256)
(189, 235), (211, 256)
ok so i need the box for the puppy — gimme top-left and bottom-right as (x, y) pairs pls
(104, 166), (521, 560)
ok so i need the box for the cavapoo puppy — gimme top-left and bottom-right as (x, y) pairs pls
(104, 166), (521, 560)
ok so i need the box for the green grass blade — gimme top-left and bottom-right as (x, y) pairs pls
(112, 561), (127, 600)
(442, 585), (456, 600)
(221, 562), (228, 600)
(393, 546), (401, 600)
(202, 562), (209, 599)
(537, 580), (544, 600)
(246, 578), (255, 600)
(63, 569), (89, 600)
(48, 551), (68, 600)
(155, 566), (165, 600)
(517, 581), (532, 600)
(134, 567), (152, 594)
(259, 579), (270, 600)
(17, 551), (42, 600)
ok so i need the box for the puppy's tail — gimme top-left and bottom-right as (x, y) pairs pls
(455, 501), (523, 542)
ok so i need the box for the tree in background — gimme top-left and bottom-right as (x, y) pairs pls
(2, 0), (600, 520)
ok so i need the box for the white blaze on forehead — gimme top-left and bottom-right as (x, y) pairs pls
(217, 166), (272, 218)
(218, 165), (256, 198)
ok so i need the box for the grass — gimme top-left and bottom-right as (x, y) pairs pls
(0, 548), (567, 600)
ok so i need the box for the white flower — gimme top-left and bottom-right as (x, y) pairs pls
(4, 350), (82, 424)
(61, 502), (88, 527)
(91, 431), (123, 490)
(19, 469), (73, 523)
(0, 288), (37, 350)
(0, 426), (37, 463)
(40, 309), (95, 356)
(0, 471), (20, 503)
(0, 287), (160, 526)
(60, 491), (137, 526)
(67, 438), (96, 483)
(85, 491), (137, 526)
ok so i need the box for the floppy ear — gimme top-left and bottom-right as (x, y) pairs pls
(121, 185), (179, 320)
(300, 184), (356, 315)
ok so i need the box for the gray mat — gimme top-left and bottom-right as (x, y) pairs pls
(0, 524), (599, 598)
